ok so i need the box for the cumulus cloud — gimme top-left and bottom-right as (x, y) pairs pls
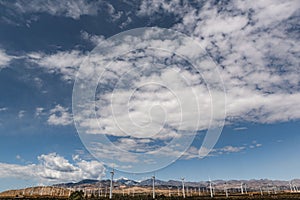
(38, 153), (76, 172)
(0, 49), (13, 69)
(136, 0), (300, 125)
(27, 50), (87, 81)
(47, 105), (73, 126)
(0, 153), (105, 183)
(72, 12), (299, 168)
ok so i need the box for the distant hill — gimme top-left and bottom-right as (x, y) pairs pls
(54, 178), (299, 190)
(1, 178), (299, 198)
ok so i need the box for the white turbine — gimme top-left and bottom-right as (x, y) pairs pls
(186, 186), (189, 197)
(181, 178), (186, 198)
(260, 186), (263, 196)
(98, 183), (101, 197)
(209, 178), (213, 198)
(224, 182), (228, 198)
(168, 186), (172, 197)
(109, 169), (114, 199)
(240, 182), (244, 194)
(152, 175), (156, 199)
(267, 185), (270, 195)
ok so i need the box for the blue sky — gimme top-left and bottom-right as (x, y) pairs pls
(0, 0), (299, 192)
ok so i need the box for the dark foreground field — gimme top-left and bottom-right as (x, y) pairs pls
(1, 193), (300, 200)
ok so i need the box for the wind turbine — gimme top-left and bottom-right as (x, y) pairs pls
(293, 184), (298, 192)
(186, 186), (189, 197)
(109, 168), (114, 199)
(289, 181), (293, 193)
(240, 182), (244, 194)
(181, 178), (186, 198)
(274, 185), (277, 194)
(224, 182), (228, 198)
(168, 186), (172, 197)
(152, 175), (156, 199)
(267, 185), (270, 195)
(209, 178), (213, 198)
(259, 186), (263, 196)
(68, 188), (72, 197)
(98, 182), (101, 197)
(50, 186), (53, 196)
(30, 186), (34, 196)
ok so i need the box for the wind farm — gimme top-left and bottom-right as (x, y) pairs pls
(1, 175), (300, 200)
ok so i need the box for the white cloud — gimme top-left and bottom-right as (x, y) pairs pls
(0, 107), (8, 112)
(0, 153), (105, 183)
(234, 127), (248, 131)
(0, 49), (13, 69)
(13, 0), (101, 20)
(89, 142), (139, 165)
(220, 145), (245, 153)
(27, 50), (87, 81)
(47, 105), (73, 126)
(120, 16), (132, 29)
(18, 110), (25, 119)
(183, 143), (261, 159)
(38, 153), (76, 172)
(136, 0), (300, 126)
(72, 18), (299, 168)
(80, 31), (107, 46)
(1, 0), (125, 25)
(35, 107), (45, 117)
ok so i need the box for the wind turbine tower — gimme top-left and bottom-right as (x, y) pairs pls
(168, 186), (172, 197)
(109, 169), (114, 199)
(260, 186), (263, 196)
(209, 179), (213, 198)
(181, 178), (186, 198)
(240, 182), (244, 194)
(289, 181), (293, 193)
(152, 175), (155, 199)
(224, 182), (228, 198)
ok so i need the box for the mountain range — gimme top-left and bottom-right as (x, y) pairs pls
(55, 178), (300, 190)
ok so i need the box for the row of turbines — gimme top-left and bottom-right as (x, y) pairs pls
(12, 169), (299, 199)
(14, 186), (73, 197)
(106, 169), (299, 199)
